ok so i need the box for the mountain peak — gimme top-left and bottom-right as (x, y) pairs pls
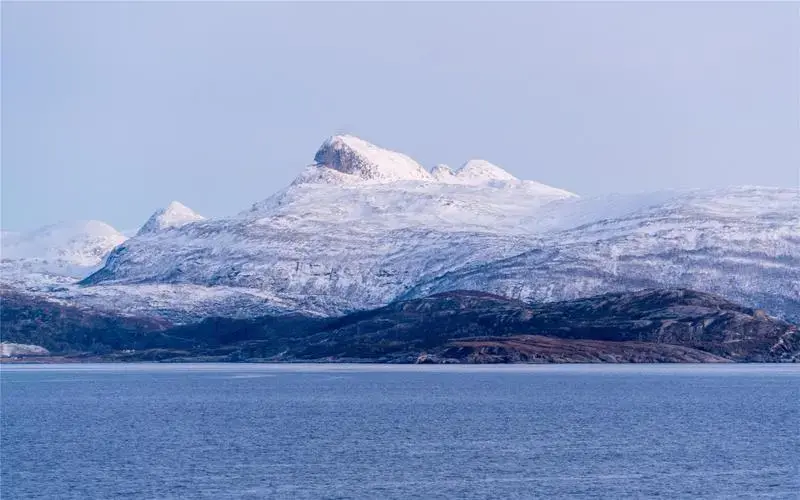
(312, 135), (433, 183)
(167, 200), (189, 210)
(454, 159), (518, 183)
(137, 201), (205, 236)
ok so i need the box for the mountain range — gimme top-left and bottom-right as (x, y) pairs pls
(1, 134), (798, 362)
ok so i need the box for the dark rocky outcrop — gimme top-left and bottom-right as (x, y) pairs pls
(276, 289), (798, 362)
(2, 288), (797, 363)
(0, 289), (171, 354)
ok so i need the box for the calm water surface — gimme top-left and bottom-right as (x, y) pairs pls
(1, 364), (798, 499)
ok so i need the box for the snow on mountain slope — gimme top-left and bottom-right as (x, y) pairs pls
(137, 201), (205, 235)
(402, 187), (800, 321)
(83, 217), (539, 316)
(248, 178), (575, 234)
(1, 220), (126, 278)
(427, 158), (575, 201)
(87, 183), (798, 321)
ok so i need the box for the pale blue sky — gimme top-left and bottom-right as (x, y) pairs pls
(2, 2), (798, 231)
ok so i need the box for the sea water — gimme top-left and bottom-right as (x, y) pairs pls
(1, 364), (798, 499)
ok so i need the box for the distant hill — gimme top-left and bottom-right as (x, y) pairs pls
(2, 288), (796, 363)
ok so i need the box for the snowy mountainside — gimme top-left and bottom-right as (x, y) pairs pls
(247, 179), (575, 234)
(83, 219), (539, 315)
(402, 187), (800, 320)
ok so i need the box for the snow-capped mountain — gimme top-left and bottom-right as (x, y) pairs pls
(312, 134), (434, 182)
(3, 135), (799, 323)
(80, 135), (575, 315)
(137, 201), (205, 235)
(1, 220), (126, 278)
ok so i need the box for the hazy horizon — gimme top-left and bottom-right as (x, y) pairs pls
(2, 2), (798, 232)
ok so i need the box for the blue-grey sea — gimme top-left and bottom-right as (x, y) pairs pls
(1, 364), (798, 499)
